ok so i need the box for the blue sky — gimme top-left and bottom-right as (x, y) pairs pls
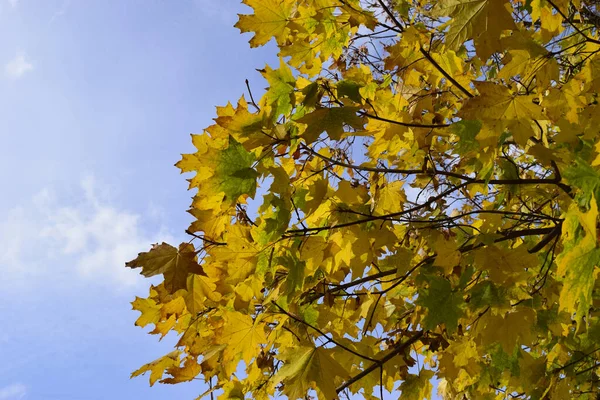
(0, 1), (276, 399)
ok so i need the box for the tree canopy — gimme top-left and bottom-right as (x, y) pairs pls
(126, 0), (600, 398)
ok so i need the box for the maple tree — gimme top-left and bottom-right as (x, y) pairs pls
(125, 0), (600, 398)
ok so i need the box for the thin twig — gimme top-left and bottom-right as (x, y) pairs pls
(185, 229), (226, 246)
(245, 79), (261, 111)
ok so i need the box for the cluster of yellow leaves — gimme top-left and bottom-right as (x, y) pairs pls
(125, 0), (600, 398)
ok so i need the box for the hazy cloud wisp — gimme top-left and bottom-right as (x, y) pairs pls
(0, 383), (27, 400)
(4, 53), (33, 79)
(0, 176), (174, 287)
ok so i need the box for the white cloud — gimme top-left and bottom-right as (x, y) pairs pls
(0, 383), (27, 400)
(0, 176), (175, 287)
(5, 53), (33, 79)
(7, 0), (18, 8)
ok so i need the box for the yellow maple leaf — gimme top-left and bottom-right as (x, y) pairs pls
(432, 234), (462, 275)
(459, 82), (546, 145)
(217, 311), (266, 365)
(473, 244), (537, 284)
(373, 180), (407, 215)
(432, 0), (515, 58)
(399, 369), (434, 400)
(131, 296), (161, 328)
(476, 308), (537, 353)
(162, 357), (202, 384)
(274, 346), (349, 400)
(235, 0), (295, 47)
(557, 197), (600, 325)
(131, 351), (181, 386)
(126, 242), (202, 293)
(185, 274), (222, 314)
(459, 81), (546, 121)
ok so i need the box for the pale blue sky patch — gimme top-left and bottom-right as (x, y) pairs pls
(0, 383), (27, 400)
(0, 1), (276, 399)
(4, 51), (33, 79)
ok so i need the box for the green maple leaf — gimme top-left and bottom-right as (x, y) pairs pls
(262, 58), (296, 116)
(564, 158), (600, 209)
(557, 197), (600, 325)
(399, 369), (434, 400)
(281, 254), (305, 298)
(469, 281), (507, 310)
(215, 137), (259, 201)
(336, 80), (363, 103)
(416, 275), (464, 333)
(254, 194), (291, 245)
(451, 119), (481, 154)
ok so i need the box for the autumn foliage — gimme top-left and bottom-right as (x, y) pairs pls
(126, 0), (600, 398)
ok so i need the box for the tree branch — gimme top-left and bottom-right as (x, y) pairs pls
(336, 331), (424, 394)
(546, 0), (600, 45)
(358, 110), (450, 129)
(376, 0), (405, 32)
(185, 229), (226, 246)
(285, 178), (561, 236)
(308, 226), (559, 301)
(302, 142), (568, 190)
(419, 47), (475, 98)
(271, 301), (377, 362)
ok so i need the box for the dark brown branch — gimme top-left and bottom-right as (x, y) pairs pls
(286, 183), (469, 235)
(301, 143), (462, 179)
(527, 225), (561, 253)
(320, 80), (448, 129)
(237, 204), (258, 227)
(576, 362), (600, 375)
(392, 209), (561, 224)
(285, 177), (562, 236)
(311, 226), (559, 301)
(336, 331), (424, 394)
(546, 0), (600, 45)
(185, 229), (226, 246)
(302, 143), (568, 189)
(358, 110), (450, 128)
(271, 301), (378, 362)
(372, 261), (425, 295)
(458, 226), (558, 253)
(376, 0), (405, 32)
(419, 47), (475, 98)
(552, 347), (600, 373)
(322, 268), (410, 298)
